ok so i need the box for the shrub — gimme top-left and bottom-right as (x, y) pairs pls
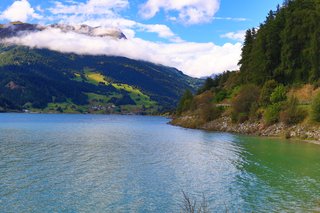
(280, 96), (306, 125)
(194, 91), (213, 108)
(214, 90), (228, 103)
(264, 103), (282, 125)
(197, 77), (216, 94)
(198, 103), (222, 123)
(231, 84), (260, 123)
(311, 91), (320, 122)
(270, 85), (287, 103)
(249, 102), (261, 121)
(177, 90), (194, 115)
(237, 113), (249, 123)
(259, 80), (278, 106)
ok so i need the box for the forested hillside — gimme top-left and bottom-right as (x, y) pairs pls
(173, 0), (320, 137)
(239, 0), (320, 84)
(0, 44), (202, 114)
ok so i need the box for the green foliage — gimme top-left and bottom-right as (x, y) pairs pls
(280, 96), (306, 125)
(177, 90), (193, 115)
(213, 90), (228, 103)
(270, 85), (287, 103)
(0, 45), (202, 113)
(231, 84), (260, 123)
(311, 91), (320, 122)
(196, 71), (240, 96)
(264, 84), (288, 125)
(249, 102), (262, 121)
(197, 77), (216, 94)
(264, 103), (282, 125)
(259, 80), (278, 106)
(239, 0), (320, 85)
(175, 0), (320, 126)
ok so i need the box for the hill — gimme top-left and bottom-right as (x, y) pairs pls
(172, 0), (320, 141)
(0, 44), (202, 114)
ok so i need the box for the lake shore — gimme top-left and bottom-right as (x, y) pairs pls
(170, 115), (320, 144)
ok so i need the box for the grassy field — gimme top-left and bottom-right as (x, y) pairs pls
(81, 69), (157, 107)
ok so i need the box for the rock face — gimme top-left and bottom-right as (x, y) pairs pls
(171, 115), (320, 143)
(50, 24), (127, 39)
(0, 22), (127, 40)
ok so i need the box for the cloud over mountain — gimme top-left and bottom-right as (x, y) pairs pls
(0, 0), (244, 77)
(3, 27), (241, 77)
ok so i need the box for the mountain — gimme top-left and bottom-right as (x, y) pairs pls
(0, 21), (127, 40)
(0, 22), (202, 114)
(0, 42), (202, 114)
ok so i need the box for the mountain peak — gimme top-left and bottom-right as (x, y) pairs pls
(0, 22), (127, 40)
(50, 24), (127, 39)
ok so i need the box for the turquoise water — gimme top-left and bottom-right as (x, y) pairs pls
(1, 114), (320, 212)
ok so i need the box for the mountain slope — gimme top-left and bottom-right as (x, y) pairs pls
(0, 44), (202, 113)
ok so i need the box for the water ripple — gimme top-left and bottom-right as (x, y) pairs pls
(1, 114), (320, 212)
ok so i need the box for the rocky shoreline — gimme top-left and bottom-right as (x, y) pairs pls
(171, 115), (320, 144)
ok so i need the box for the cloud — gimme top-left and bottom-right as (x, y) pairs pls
(47, 1), (182, 42)
(0, 0), (243, 77)
(3, 29), (241, 77)
(0, 0), (42, 22)
(139, 0), (220, 25)
(49, 0), (129, 15)
(54, 16), (182, 42)
(221, 30), (246, 42)
(136, 23), (183, 42)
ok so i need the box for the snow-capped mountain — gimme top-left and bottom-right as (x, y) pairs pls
(0, 21), (127, 40)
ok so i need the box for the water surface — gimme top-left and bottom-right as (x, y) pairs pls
(1, 114), (320, 212)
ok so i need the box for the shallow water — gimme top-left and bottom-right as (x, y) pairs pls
(1, 114), (320, 212)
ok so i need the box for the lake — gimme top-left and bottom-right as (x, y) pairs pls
(1, 114), (320, 212)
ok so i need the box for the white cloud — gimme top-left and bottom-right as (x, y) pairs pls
(0, 0), (243, 77)
(139, 0), (220, 25)
(0, 0), (42, 22)
(50, 0), (128, 15)
(54, 16), (182, 42)
(136, 23), (183, 42)
(221, 30), (246, 42)
(3, 29), (241, 77)
(47, 1), (182, 42)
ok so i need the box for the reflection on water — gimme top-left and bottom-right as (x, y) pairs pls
(0, 114), (320, 212)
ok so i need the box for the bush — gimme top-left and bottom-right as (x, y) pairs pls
(194, 91), (213, 108)
(311, 91), (320, 122)
(249, 102), (262, 121)
(280, 96), (306, 125)
(270, 85), (287, 103)
(177, 90), (194, 115)
(213, 90), (228, 103)
(197, 77), (216, 94)
(231, 84), (260, 123)
(198, 103), (222, 123)
(259, 80), (278, 106)
(264, 103), (282, 125)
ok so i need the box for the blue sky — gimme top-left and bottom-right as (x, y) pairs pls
(0, 0), (284, 77)
(130, 0), (284, 44)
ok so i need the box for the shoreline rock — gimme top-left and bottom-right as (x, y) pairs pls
(171, 116), (320, 144)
